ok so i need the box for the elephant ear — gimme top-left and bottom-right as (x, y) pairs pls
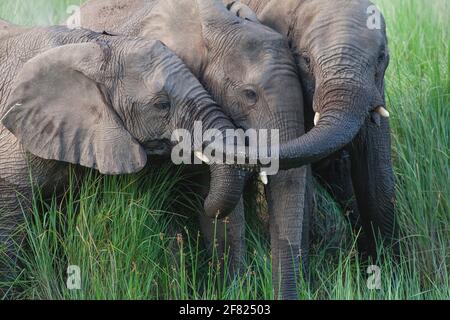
(225, 1), (259, 23)
(1, 43), (147, 175)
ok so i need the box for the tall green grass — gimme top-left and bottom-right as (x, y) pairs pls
(0, 0), (448, 299)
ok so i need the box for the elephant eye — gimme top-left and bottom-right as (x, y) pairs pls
(303, 55), (311, 66)
(157, 101), (171, 110)
(243, 88), (258, 105)
(378, 49), (386, 64)
(297, 51), (312, 72)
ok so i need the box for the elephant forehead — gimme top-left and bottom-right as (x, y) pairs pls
(299, 6), (385, 59)
(236, 25), (286, 52)
(300, 0), (383, 36)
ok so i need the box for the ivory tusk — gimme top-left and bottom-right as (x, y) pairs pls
(259, 171), (268, 185)
(194, 151), (210, 164)
(314, 113), (321, 126)
(376, 106), (390, 118)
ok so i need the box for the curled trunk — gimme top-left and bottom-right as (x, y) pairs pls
(278, 83), (371, 169)
(175, 90), (250, 219)
(204, 164), (250, 219)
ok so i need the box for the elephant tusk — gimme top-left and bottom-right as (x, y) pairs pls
(194, 151), (210, 164)
(376, 106), (390, 118)
(314, 113), (321, 126)
(259, 171), (268, 185)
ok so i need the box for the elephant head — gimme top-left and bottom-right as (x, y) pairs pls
(197, 0), (304, 136)
(1, 34), (248, 218)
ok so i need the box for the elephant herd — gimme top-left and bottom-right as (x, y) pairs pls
(0, 0), (399, 299)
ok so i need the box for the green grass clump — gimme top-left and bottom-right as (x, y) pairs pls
(0, 0), (448, 300)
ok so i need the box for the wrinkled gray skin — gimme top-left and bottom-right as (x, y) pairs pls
(226, 0), (399, 261)
(79, 0), (312, 299)
(0, 23), (249, 294)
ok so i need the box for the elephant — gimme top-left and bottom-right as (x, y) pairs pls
(78, 0), (315, 299)
(0, 22), (261, 294)
(224, 0), (399, 259)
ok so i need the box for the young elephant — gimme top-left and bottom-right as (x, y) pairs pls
(0, 23), (249, 287)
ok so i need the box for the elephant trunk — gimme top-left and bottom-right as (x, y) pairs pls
(179, 91), (250, 219)
(200, 109), (251, 219)
(350, 114), (399, 257)
(277, 82), (373, 169)
(204, 164), (250, 219)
